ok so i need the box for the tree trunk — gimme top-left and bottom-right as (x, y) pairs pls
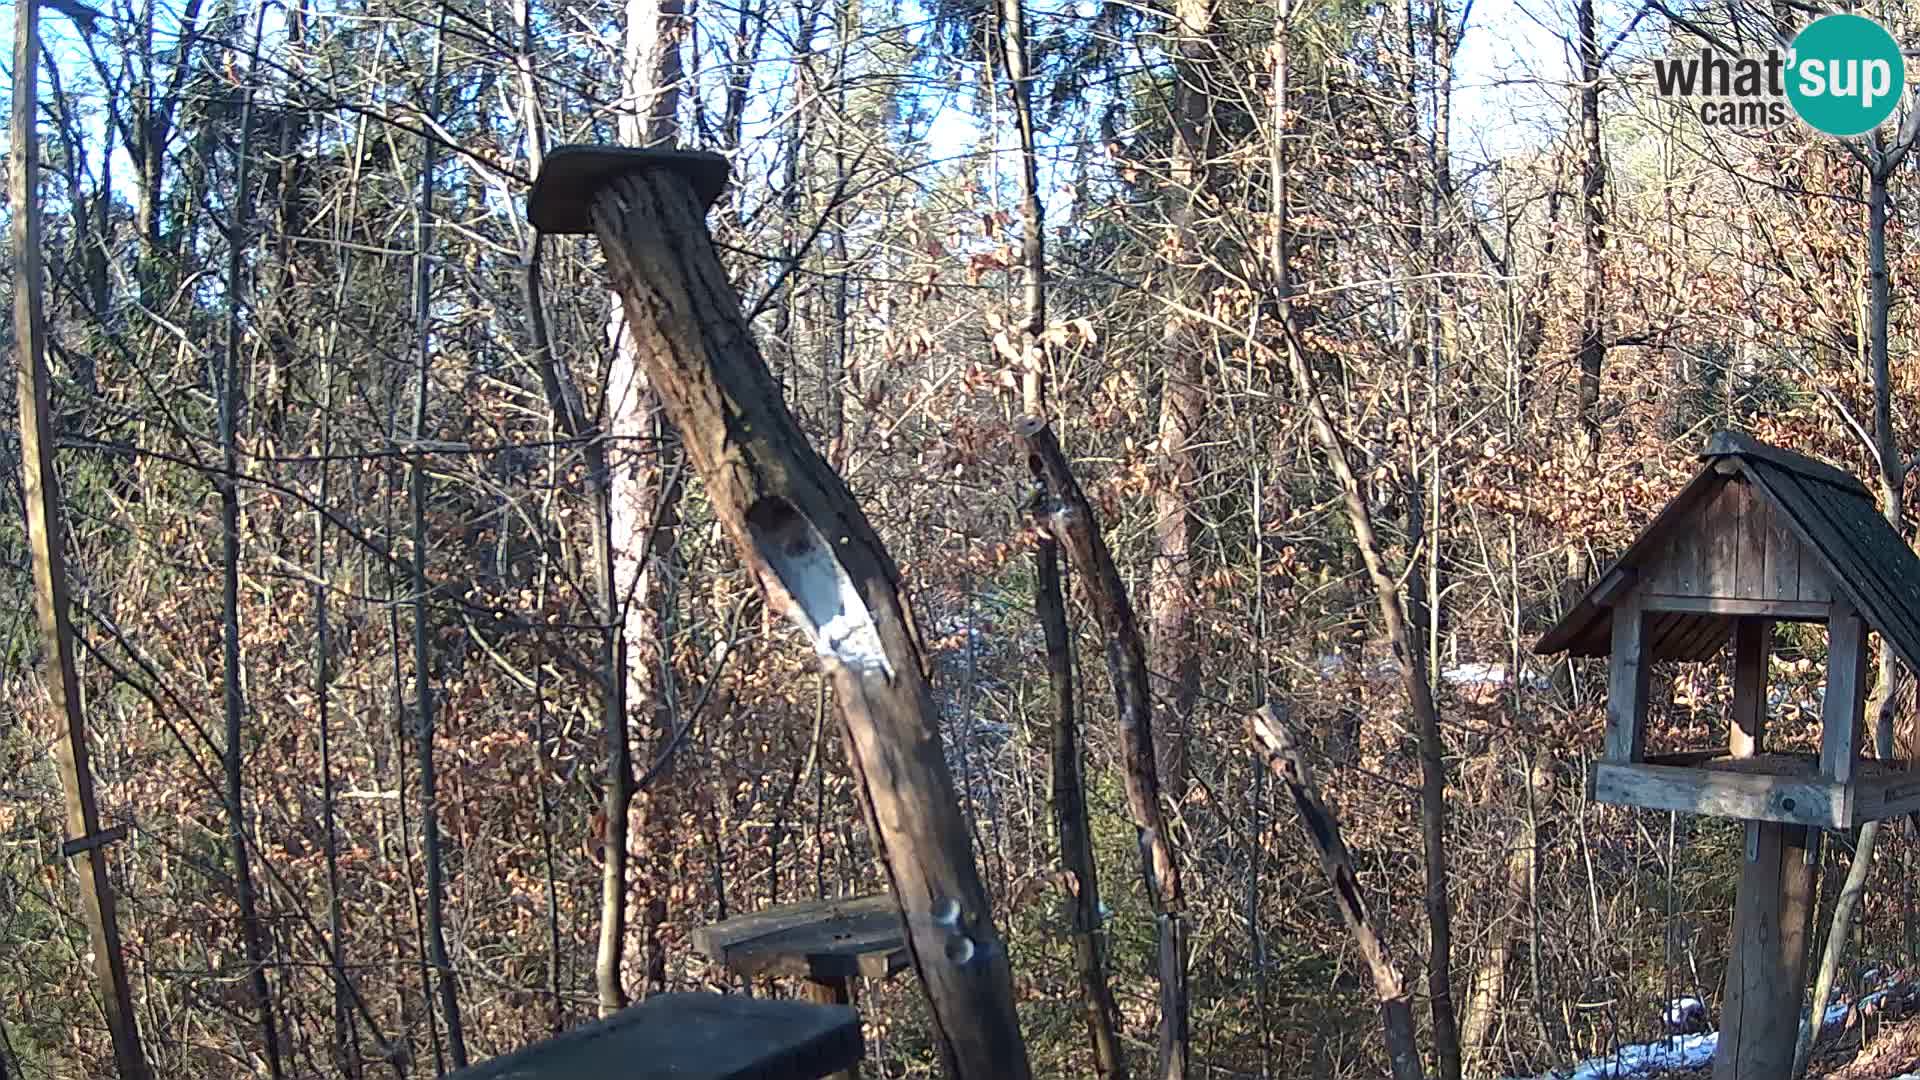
(1794, 137), (1915, 1079)
(1574, 0), (1606, 458)
(218, 7), (285, 1073)
(1000, 0), (1046, 417)
(572, 156), (1033, 1079)
(407, 15), (467, 1067)
(1019, 417), (1188, 1080)
(11, 4), (149, 1074)
(1149, 0), (1213, 806)
(1035, 538), (1129, 1079)
(1269, 10), (1459, 1071)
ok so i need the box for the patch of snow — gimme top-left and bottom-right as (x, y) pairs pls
(1444, 661), (1509, 686)
(1517, 990), (1889, 1080)
(1534, 1031), (1719, 1079)
(1314, 654), (1348, 678)
(1665, 996), (1707, 1034)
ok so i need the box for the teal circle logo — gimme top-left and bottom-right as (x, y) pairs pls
(1787, 15), (1905, 137)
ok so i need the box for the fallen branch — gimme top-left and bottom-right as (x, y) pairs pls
(1247, 703), (1423, 1080)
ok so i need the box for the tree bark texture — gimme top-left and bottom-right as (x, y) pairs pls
(218, 4), (286, 1072)
(604, 0), (689, 1007)
(1019, 416), (1189, 1080)
(1249, 705), (1424, 1080)
(584, 163), (1032, 1079)
(1574, 0), (1606, 457)
(1149, 0), (1215, 807)
(407, 15), (467, 1066)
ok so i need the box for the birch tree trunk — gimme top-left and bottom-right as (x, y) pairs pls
(602, 0), (688, 1009)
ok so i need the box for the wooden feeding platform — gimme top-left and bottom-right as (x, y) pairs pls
(1595, 751), (1920, 829)
(692, 893), (909, 991)
(446, 992), (863, 1080)
(1537, 431), (1920, 1079)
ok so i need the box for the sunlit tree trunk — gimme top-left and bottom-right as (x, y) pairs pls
(602, 0), (688, 1009)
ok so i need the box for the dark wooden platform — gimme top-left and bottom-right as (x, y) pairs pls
(447, 992), (862, 1080)
(692, 894), (909, 982)
(1593, 751), (1920, 829)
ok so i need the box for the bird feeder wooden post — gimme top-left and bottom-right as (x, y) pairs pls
(527, 146), (1032, 1080)
(1538, 431), (1920, 1078)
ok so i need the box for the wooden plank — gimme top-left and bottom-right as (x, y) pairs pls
(1645, 610), (1697, 661)
(1591, 761), (1845, 829)
(1670, 613), (1732, 662)
(692, 896), (908, 982)
(1640, 595), (1830, 620)
(1591, 566), (1637, 607)
(1762, 496), (1803, 602)
(1855, 772), (1920, 824)
(1730, 618), (1771, 758)
(1714, 821), (1817, 1080)
(1796, 545), (1835, 603)
(1606, 597), (1650, 763)
(800, 981), (860, 1080)
(1822, 596), (1868, 784)
(448, 993), (863, 1080)
(1704, 480), (1743, 597)
(1647, 534), (1684, 595)
(1735, 479), (1771, 599)
(1672, 518), (1704, 596)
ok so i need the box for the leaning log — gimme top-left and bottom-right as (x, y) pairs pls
(1017, 416), (1188, 1080)
(1035, 537), (1129, 1079)
(528, 147), (1031, 1079)
(1248, 704), (1423, 1080)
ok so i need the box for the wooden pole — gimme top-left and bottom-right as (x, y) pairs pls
(529, 148), (1032, 1080)
(1715, 820), (1816, 1079)
(10, 4), (149, 1076)
(800, 978), (859, 1080)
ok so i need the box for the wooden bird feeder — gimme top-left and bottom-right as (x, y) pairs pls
(1537, 430), (1920, 1078)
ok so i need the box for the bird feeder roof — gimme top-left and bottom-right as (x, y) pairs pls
(1536, 431), (1920, 674)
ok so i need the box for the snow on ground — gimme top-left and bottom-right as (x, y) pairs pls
(1520, 995), (1882, 1079)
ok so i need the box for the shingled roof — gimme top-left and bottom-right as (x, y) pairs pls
(1536, 431), (1920, 674)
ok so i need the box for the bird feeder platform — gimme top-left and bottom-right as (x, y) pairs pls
(1595, 750), (1920, 830)
(692, 894), (910, 988)
(1538, 431), (1920, 822)
(446, 992), (863, 1080)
